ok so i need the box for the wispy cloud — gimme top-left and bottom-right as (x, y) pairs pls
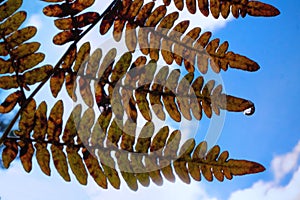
(86, 177), (217, 200)
(25, 14), (43, 30)
(228, 140), (300, 200)
(271, 141), (300, 182)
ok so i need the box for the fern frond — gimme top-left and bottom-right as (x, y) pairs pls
(99, 2), (260, 73)
(0, 0), (53, 114)
(1, 103), (265, 189)
(163, 0), (280, 18)
(73, 50), (255, 122)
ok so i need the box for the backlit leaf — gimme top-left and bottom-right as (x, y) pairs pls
(47, 100), (63, 142)
(149, 66), (169, 120)
(135, 2), (155, 26)
(0, 58), (13, 74)
(53, 30), (82, 45)
(86, 48), (102, 77)
(61, 45), (77, 69)
(135, 122), (154, 153)
(0, 90), (22, 113)
(18, 53), (45, 73)
(0, 11), (26, 37)
(0, 43), (8, 56)
(79, 77), (93, 107)
(247, 1), (280, 17)
(163, 69), (181, 122)
(77, 108), (95, 145)
(110, 52), (132, 84)
(54, 12), (99, 30)
(98, 149), (121, 189)
(226, 52), (260, 72)
(120, 120), (136, 152)
(10, 42), (41, 60)
(225, 159), (265, 176)
(35, 142), (51, 176)
(19, 141), (34, 172)
(116, 152), (138, 191)
(33, 102), (48, 140)
(0, 0), (22, 22)
(62, 104), (82, 144)
(22, 65), (53, 86)
(6, 26), (37, 49)
(51, 145), (70, 182)
(176, 72), (194, 120)
(150, 126), (169, 152)
(73, 42), (90, 73)
(15, 99), (36, 137)
(50, 70), (65, 97)
(43, 0), (95, 18)
(145, 5), (167, 27)
(107, 119), (123, 148)
(82, 148), (107, 189)
(0, 75), (18, 89)
(67, 147), (88, 185)
(2, 140), (18, 168)
(174, 0), (184, 10)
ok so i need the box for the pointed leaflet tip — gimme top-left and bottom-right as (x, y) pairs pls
(247, 2), (280, 17)
(226, 159), (266, 176)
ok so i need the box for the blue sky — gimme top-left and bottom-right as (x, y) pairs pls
(1, 0), (300, 200)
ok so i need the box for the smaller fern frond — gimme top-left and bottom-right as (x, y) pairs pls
(99, 2), (261, 74)
(0, 0), (53, 114)
(1, 104), (265, 189)
(163, 0), (280, 19)
(67, 48), (254, 123)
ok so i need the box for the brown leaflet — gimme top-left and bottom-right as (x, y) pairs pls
(47, 100), (63, 143)
(174, 139), (195, 184)
(0, 90), (22, 114)
(0, 0), (22, 21)
(66, 146), (88, 185)
(18, 53), (45, 73)
(82, 148), (107, 189)
(149, 66), (169, 121)
(62, 104), (82, 144)
(0, 11), (26, 37)
(53, 29), (82, 45)
(22, 65), (53, 86)
(0, 58), (13, 74)
(35, 142), (51, 176)
(176, 72), (194, 120)
(50, 70), (65, 97)
(10, 42), (41, 60)
(14, 99), (36, 137)
(6, 26), (37, 49)
(33, 102), (48, 140)
(51, 145), (71, 182)
(162, 69), (181, 122)
(19, 141), (34, 172)
(1, 139), (18, 168)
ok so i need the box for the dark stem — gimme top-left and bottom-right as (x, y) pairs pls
(0, 0), (120, 145)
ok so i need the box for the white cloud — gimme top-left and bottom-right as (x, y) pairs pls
(229, 167), (300, 200)
(0, 162), (89, 200)
(86, 176), (217, 200)
(271, 140), (300, 182)
(26, 14), (43, 30)
(228, 140), (300, 200)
